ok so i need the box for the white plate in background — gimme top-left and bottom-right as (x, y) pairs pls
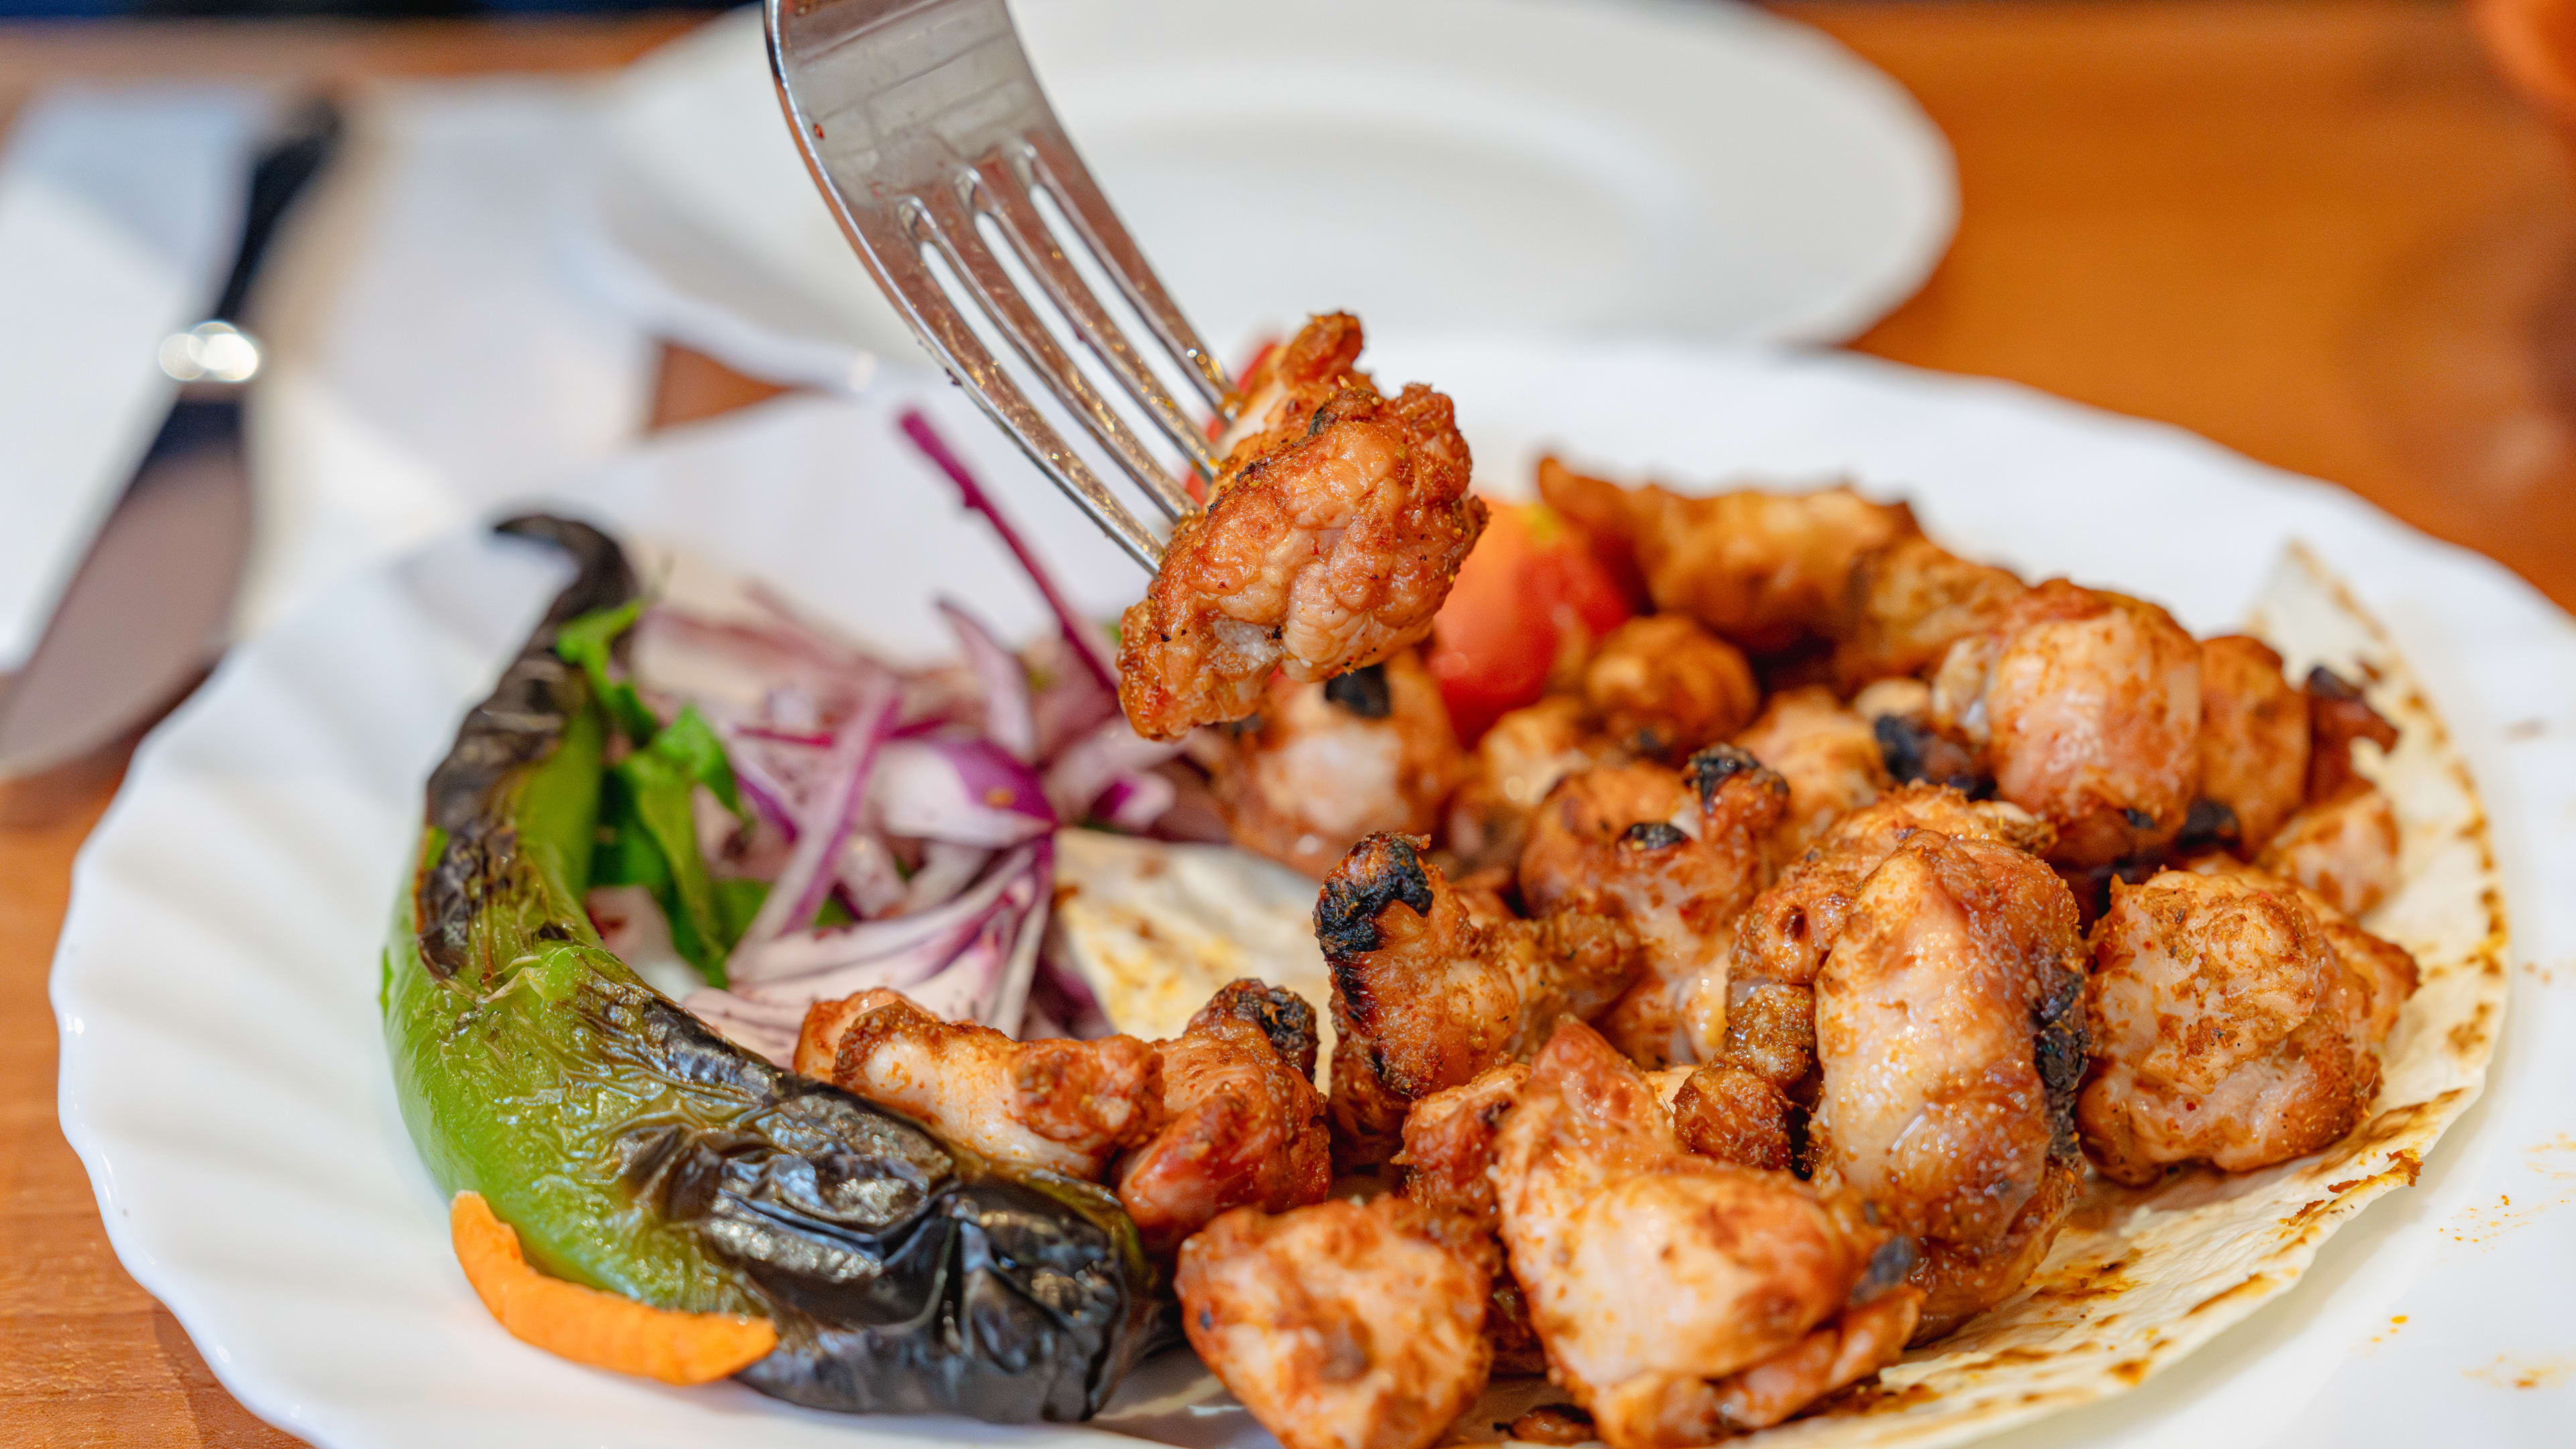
(55, 339), (2576, 1446)
(585, 1), (1955, 382)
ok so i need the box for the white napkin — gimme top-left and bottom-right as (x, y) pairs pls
(239, 78), (659, 639)
(0, 85), (269, 673)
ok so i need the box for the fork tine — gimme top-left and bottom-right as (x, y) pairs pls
(1024, 123), (1234, 415)
(847, 201), (1165, 570)
(914, 186), (1196, 522)
(974, 152), (1226, 483)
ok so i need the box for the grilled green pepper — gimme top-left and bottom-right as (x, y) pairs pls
(383, 515), (1152, 1419)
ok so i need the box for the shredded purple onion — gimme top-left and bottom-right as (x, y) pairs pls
(619, 470), (1179, 1057)
(731, 684), (898, 956)
(898, 408), (1118, 694)
(690, 841), (1053, 1062)
(731, 843), (1036, 984)
(1043, 718), (1184, 824)
(874, 737), (1053, 848)
(937, 600), (1038, 761)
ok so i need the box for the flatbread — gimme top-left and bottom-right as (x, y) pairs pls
(1739, 542), (2507, 1444)
(1050, 828), (1339, 1075)
(1065, 543), (2505, 1448)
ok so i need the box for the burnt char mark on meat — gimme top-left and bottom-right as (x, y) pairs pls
(1314, 833), (1437, 961)
(1685, 743), (1760, 804)
(1621, 820), (1688, 851)
(1873, 714), (1923, 780)
(2054, 857), (2159, 933)
(1192, 978), (1323, 1081)
(1685, 743), (1785, 812)
(1322, 662), (1393, 719)
(2176, 798), (2241, 854)
(417, 515), (637, 979)
(1849, 1234), (1921, 1307)
(1873, 714), (1986, 795)
(2304, 665), (2400, 802)
(2032, 963), (2088, 1159)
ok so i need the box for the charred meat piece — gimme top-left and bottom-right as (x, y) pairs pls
(797, 990), (1164, 1178)
(1441, 694), (1626, 877)
(2079, 869), (2387, 1185)
(1732, 684), (1890, 860)
(1854, 677), (1987, 795)
(1318, 834), (1640, 1165)
(1208, 647), (1466, 879)
(1116, 980), (1332, 1259)
(1579, 614), (1760, 763)
(1118, 313), (1486, 741)
(1493, 1022), (1921, 1447)
(1830, 536), (2029, 690)
(1393, 1063), (1545, 1373)
(2304, 666), (2400, 804)
(1395, 1063), (1532, 1237)
(2189, 854), (2419, 1044)
(2196, 635), (2311, 852)
(2258, 782), (2402, 918)
(1808, 833), (2088, 1340)
(1537, 464), (1920, 652)
(1930, 580), (2202, 867)
(1517, 746), (1789, 1066)
(1178, 1195), (1493, 1449)
(1193, 975), (1325, 1081)
(1670, 1061), (1799, 1173)
(1731, 783), (2055, 1010)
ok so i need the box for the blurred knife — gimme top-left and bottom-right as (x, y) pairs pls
(0, 101), (341, 824)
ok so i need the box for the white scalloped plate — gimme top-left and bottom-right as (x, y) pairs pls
(56, 340), (2576, 1447)
(583, 0), (1955, 383)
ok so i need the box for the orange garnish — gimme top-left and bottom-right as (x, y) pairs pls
(449, 1191), (777, 1385)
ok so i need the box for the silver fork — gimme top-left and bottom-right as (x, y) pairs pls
(765, 0), (1232, 571)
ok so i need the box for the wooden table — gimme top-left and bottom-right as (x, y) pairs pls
(3, 4), (2569, 1443)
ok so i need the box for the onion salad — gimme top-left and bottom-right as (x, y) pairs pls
(581, 410), (1184, 1063)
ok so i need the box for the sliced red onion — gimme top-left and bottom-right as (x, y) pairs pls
(765, 684), (826, 733)
(902, 841), (993, 914)
(936, 599), (1038, 761)
(874, 736), (1055, 848)
(679, 990), (802, 1065)
(898, 408), (1118, 695)
(1095, 772), (1177, 833)
(836, 829), (909, 918)
(892, 855), (1047, 1030)
(1026, 940), (1114, 1040)
(735, 722), (834, 748)
(1018, 1000), (1076, 1042)
(1042, 718), (1183, 826)
(729, 842), (1038, 985)
(637, 606), (890, 724)
(733, 909), (996, 1004)
(701, 843), (1052, 1049)
(727, 755), (801, 839)
(1030, 663), (1120, 762)
(731, 684), (899, 957)
(612, 456), (1163, 1049)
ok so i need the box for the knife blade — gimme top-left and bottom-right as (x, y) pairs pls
(0, 99), (341, 824)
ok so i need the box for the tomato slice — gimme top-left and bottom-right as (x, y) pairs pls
(1427, 500), (1633, 743)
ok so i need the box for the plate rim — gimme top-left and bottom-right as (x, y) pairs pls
(584, 0), (1960, 382)
(52, 337), (2571, 1448)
